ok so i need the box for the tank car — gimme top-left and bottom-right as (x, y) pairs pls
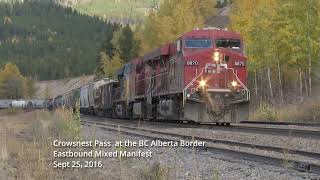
(12, 100), (27, 109)
(30, 99), (46, 109)
(0, 100), (12, 109)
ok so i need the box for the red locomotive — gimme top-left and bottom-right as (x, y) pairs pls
(114, 27), (250, 124)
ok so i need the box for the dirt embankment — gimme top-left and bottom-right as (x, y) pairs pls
(34, 75), (95, 99)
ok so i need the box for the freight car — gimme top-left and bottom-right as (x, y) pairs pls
(79, 78), (117, 116)
(0, 100), (12, 109)
(80, 83), (94, 114)
(54, 95), (64, 108)
(30, 99), (46, 109)
(12, 100), (27, 109)
(55, 27), (250, 124)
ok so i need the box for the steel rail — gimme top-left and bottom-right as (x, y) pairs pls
(240, 121), (320, 127)
(222, 125), (320, 139)
(81, 119), (320, 175)
(81, 115), (320, 139)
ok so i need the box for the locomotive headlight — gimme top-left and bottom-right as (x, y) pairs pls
(213, 51), (220, 62)
(231, 80), (238, 87)
(199, 80), (207, 87)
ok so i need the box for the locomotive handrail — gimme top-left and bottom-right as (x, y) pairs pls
(183, 68), (205, 107)
(184, 69), (205, 90)
(135, 72), (169, 83)
(226, 67), (250, 102)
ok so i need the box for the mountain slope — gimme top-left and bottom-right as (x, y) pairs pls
(0, 1), (117, 80)
(60, 0), (160, 23)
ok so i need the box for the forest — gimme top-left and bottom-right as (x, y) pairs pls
(231, 0), (320, 103)
(0, 0), (120, 80)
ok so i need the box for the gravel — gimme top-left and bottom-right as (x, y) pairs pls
(164, 127), (320, 153)
(82, 116), (320, 154)
(79, 125), (320, 180)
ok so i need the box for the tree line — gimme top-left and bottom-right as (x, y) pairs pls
(230, 0), (320, 105)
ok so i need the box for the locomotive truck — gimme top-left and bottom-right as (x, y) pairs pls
(62, 27), (250, 124)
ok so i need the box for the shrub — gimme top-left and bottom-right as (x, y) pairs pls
(0, 108), (22, 115)
(252, 102), (277, 121)
(140, 162), (170, 180)
(54, 106), (81, 139)
(276, 98), (320, 122)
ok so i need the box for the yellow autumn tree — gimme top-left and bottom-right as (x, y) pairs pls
(0, 63), (25, 99)
(139, 0), (217, 54)
(100, 52), (123, 78)
(230, 0), (320, 103)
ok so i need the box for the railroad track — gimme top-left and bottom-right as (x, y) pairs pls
(212, 125), (320, 139)
(81, 118), (320, 175)
(81, 115), (320, 139)
(240, 121), (320, 127)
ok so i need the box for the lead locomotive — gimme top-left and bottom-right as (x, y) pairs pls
(62, 27), (250, 124)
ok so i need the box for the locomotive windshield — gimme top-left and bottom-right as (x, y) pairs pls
(216, 39), (241, 49)
(185, 38), (212, 48)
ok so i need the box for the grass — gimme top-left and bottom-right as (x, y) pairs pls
(251, 98), (320, 122)
(139, 162), (170, 180)
(211, 168), (221, 180)
(251, 102), (277, 121)
(74, 0), (160, 21)
(0, 108), (23, 115)
(0, 104), (101, 180)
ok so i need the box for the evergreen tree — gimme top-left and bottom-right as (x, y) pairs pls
(118, 24), (139, 63)
(0, 0), (117, 80)
(97, 24), (139, 77)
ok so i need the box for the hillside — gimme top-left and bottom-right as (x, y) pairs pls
(35, 75), (94, 99)
(58, 0), (160, 23)
(0, 1), (118, 80)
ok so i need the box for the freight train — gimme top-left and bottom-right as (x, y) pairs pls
(51, 27), (250, 124)
(0, 99), (47, 109)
